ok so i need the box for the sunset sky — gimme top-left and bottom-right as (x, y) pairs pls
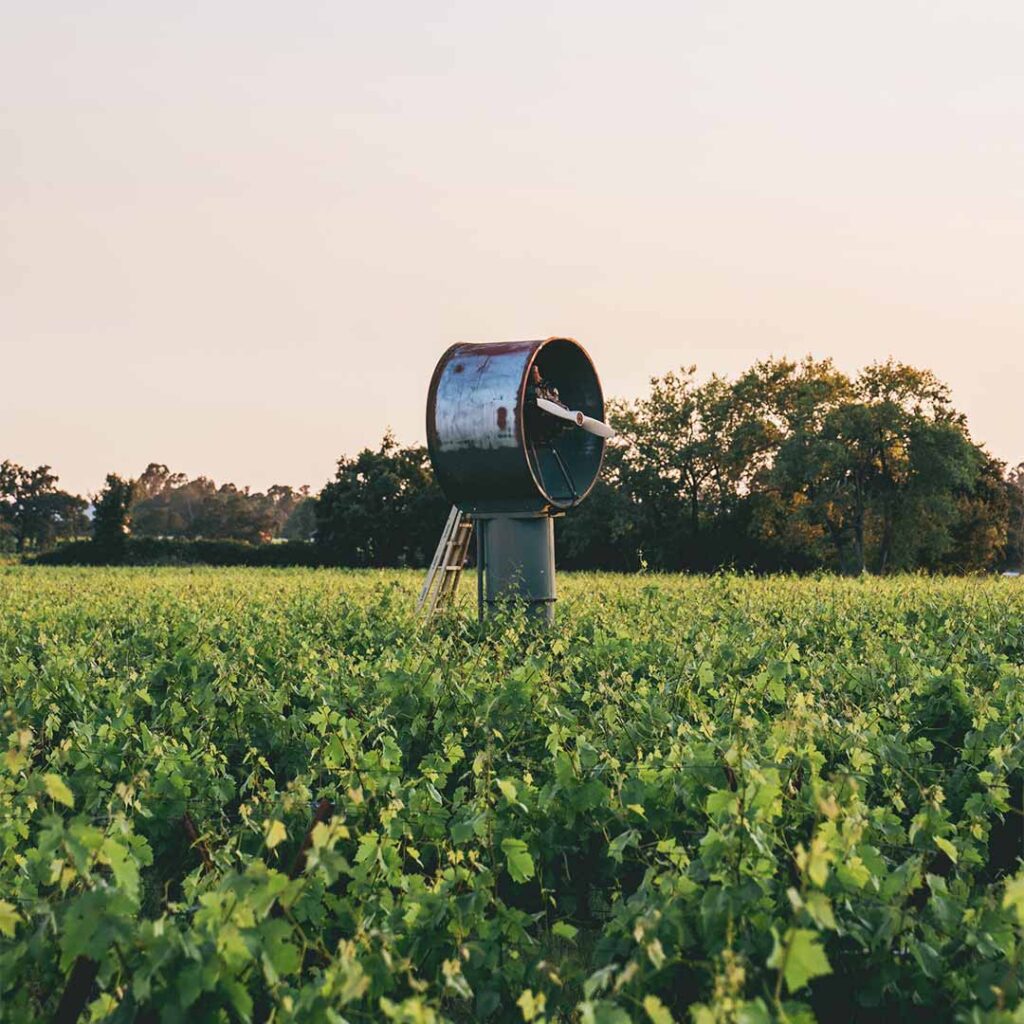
(3, 1), (1022, 497)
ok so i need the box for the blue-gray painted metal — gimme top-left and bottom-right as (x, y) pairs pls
(477, 514), (556, 624)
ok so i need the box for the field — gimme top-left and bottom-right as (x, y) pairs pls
(1, 568), (1022, 1023)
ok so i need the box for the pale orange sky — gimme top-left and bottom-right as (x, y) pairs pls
(2, 1), (1022, 497)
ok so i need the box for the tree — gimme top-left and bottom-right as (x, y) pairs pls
(92, 474), (136, 558)
(612, 368), (734, 568)
(767, 362), (982, 573)
(556, 438), (641, 570)
(316, 431), (448, 567)
(743, 358), (853, 570)
(610, 358), (849, 570)
(0, 461), (87, 552)
(1006, 463), (1024, 570)
(130, 463), (190, 537)
(131, 465), (308, 542)
(189, 483), (276, 543)
(934, 452), (1015, 572)
(282, 496), (318, 542)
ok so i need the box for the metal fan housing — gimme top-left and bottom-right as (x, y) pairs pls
(426, 337), (607, 515)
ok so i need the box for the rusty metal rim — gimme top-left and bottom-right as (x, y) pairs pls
(520, 336), (606, 511)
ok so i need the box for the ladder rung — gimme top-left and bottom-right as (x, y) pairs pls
(419, 505), (475, 618)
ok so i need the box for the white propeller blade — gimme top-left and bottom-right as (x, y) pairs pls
(536, 397), (616, 439)
(578, 413), (617, 439)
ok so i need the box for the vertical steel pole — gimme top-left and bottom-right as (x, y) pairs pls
(477, 514), (555, 624)
(476, 517), (485, 623)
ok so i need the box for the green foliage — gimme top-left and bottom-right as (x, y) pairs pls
(316, 431), (448, 567)
(1004, 464), (1024, 571)
(0, 461), (87, 553)
(593, 358), (1012, 574)
(281, 497), (319, 542)
(131, 464), (310, 544)
(500, 838), (535, 883)
(0, 568), (1022, 1022)
(760, 360), (984, 574)
(34, 537), (323, 567)
(91, 473), (136, 558)
(767, 929), (832, 994)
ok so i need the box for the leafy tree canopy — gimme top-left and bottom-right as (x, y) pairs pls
(315, 430), (447, 567)
(0, 461), (86, 552)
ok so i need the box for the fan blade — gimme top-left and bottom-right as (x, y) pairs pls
(536, 397), (616, 439)
(535, 397), (577, 423)
(578, 414), (616, 439)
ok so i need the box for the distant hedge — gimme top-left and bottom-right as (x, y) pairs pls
(32, 538), (325, 567)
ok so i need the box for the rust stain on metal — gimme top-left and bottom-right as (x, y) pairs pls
(466, 340), (541, 356)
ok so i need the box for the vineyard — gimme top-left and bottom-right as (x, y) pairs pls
(1, 567), (1022, 1023)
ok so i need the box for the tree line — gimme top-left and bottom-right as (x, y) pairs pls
(0, 462), (316, 554)
(566, 358), (1022, 573)
(5, 356), (1022, 573)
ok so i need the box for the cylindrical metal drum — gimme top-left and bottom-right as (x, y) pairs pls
(426, 337), (606, 514)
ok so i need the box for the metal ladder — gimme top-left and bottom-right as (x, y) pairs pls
(417, 506), (474, 617)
